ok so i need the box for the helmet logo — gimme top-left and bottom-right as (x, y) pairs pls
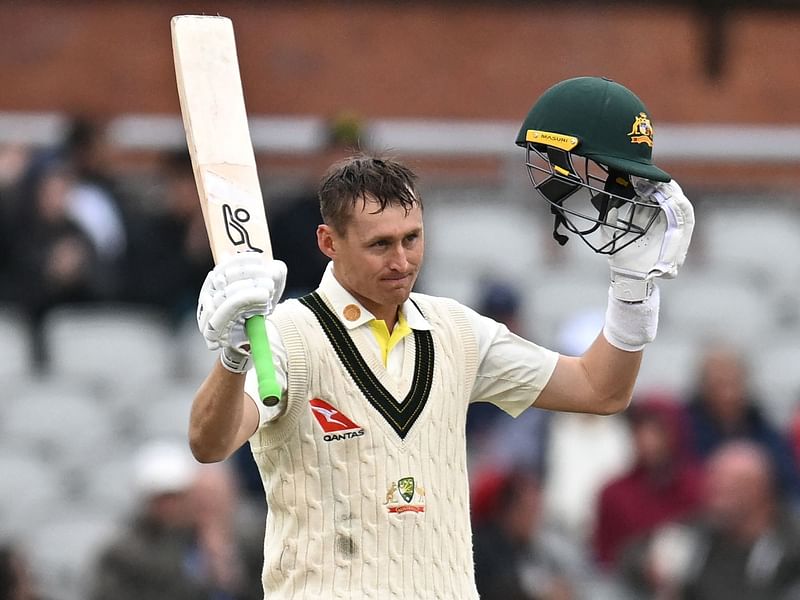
(628, 112), (654, 147)
(526, 130), (578, 151)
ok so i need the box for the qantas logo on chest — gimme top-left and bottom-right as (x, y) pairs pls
(309, 398), (365, 442)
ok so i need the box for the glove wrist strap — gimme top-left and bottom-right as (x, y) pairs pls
(603, 284), (660, 352)
(220, 347), (251, 374)
(611, 275), (654, 303)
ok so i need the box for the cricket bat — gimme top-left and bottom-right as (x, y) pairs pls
(171, 14), (281, 405)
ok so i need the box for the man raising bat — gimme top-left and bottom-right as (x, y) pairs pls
(188, 77), (694, 597)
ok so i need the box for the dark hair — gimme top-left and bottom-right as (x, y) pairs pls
(318, 154), (421, 235)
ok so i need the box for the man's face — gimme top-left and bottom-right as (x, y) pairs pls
(702, 350), (747, 426)
(318, 196), (424, 316)
(148, 491), (194, 529)
(633, 417), (672, 469)
(704, 449), (771, 535)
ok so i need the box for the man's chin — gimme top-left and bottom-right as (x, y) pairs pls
(390, 289), (413, 304)
(380, 286), (413, 305)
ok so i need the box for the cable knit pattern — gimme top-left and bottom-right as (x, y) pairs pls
(250, 292), (480, 599)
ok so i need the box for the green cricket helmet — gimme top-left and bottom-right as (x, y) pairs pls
(516, 76), (670, 255)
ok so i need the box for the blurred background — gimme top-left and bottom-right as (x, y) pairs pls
(2, 1), (800, 599)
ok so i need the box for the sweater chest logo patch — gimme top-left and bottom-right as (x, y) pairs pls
(384, 477), (426, 513)
(309, 398), (365, 441)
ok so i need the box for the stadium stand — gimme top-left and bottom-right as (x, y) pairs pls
(0, 451), (65, 538)
(24, 510), (119, 600)
(1, 124), (800, 600)
(42, 304), (174, 386)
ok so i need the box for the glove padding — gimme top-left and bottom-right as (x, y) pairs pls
(197, 252), (287, 372)
(608, 177), (695, 302)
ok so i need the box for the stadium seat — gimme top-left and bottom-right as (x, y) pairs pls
(24, 510), (119, 600)
(129, 380), (196, 441)
(3, 381), (118, 474)
(423, 197), (548, 283)
(750, 334), (800, 427)
(521, 268), (609, 349)
(0, 452), (65, 538)
(42, 304), (173, 385)
(698, 203), (800, 285)
(417, 262), (483, 308)
(174, 312), (218, 383)
(77, 450), (139, 519)
(634, 333), (702, 398)
(658, 272), (772, 348)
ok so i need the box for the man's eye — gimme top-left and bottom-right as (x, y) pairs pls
(372, 240), (388, 247)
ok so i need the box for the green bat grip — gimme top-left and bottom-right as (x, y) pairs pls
(245, 315), (281, 406)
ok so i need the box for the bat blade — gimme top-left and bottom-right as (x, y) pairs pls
(171, 14), (272, 263)
(172, 15), (280, 405)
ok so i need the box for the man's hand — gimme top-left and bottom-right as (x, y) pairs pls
(609, 178), (695, 302)
(197, 252), (287, 372)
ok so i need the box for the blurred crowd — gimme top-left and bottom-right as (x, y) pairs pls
(0, 117), (215, 367)
(3, 117), (800, 599)
(2, 438), (264, 600)
(465, 282), (800, 600)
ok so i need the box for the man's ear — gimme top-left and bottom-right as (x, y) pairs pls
(317, 224), (336, 260)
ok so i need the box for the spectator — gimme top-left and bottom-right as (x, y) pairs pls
(266, 114), (363, 298)
(790, 407), (800, 473)
(472, 469), (589, 600)
(542, 309), (633, 544)
(620, 441), (800, 599)
(8, 160), (101, 364)
(0, 143), (32, 304)
(467, 280), (551, 477)
(188, 463), (266, 600)
(594, 394), (704, 568)
(88, 440), (256, 600)
(123, 150), (213, 322)
(267, 188), (329, 299)
(53, 116), (127, 258)
(687, 344), (800, 499)
(477, 279), (526, 335)
(18, 116), (128, 290)
(0, 190), (19, 303)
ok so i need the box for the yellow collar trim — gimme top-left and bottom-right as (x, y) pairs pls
(368, 311), (413, 366)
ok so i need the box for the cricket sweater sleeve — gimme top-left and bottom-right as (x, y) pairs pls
(244, 317), (289, 427)
(463, 305), (560, 417)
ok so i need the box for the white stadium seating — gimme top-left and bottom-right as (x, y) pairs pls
(42, 304), (173, 385)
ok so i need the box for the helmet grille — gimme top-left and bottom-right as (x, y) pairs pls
(525, 143), (661, 255)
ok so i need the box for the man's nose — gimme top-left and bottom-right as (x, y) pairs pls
(387, 244), (409, 270)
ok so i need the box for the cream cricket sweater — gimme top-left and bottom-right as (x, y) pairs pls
(249, 291), (480, 599)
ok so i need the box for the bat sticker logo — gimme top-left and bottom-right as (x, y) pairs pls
(222, 204), (263, 252)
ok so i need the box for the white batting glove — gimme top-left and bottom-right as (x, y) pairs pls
(608, 178), (695, 302)
(197, 252), (287, 373)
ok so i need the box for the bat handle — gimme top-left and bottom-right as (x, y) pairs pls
(245, 315), (281, 406)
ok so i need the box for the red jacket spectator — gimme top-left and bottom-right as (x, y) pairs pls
(594, 394), (704, 567)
